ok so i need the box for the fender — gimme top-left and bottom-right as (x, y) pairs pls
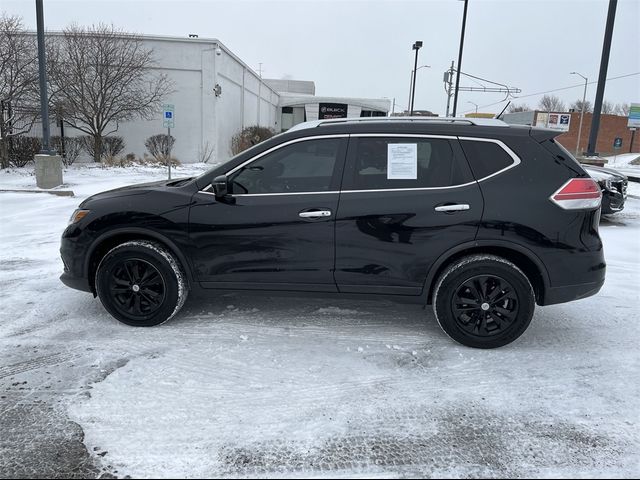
(85, 227), (197, 287)
(421, 239), (552, 301)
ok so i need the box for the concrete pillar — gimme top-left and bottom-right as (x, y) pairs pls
(34, 154), (63, 189)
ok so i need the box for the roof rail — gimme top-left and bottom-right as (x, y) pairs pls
(287, 116), (509, 132)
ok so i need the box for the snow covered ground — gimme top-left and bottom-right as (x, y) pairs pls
(1, 164), (639, 478)
(603, 153), (640, 167)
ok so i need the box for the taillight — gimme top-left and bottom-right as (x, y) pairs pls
(550, 178), (602, 210)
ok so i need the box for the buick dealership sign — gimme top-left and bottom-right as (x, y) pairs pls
(319, 103), (348, 119)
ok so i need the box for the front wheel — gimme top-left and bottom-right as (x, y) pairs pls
(433, 255), (535, 349)
(95, 240), (189, 326)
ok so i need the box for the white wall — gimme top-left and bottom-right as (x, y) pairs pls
(214, 45), (278, 162)
(38, 35), (280, 165)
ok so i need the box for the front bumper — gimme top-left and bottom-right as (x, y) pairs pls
(60, 224), (93, 293)
(601, 180), (627, 214)
(60, 270), (92, 292)
(601, 191), (625, 214)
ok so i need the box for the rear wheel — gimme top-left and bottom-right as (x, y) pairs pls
(96, 240), (188, 326)
(433, 255), (535, 348)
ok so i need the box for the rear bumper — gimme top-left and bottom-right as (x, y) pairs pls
(540, 277), (605, 306)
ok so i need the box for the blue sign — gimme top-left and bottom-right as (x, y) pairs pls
(162, 104), (175, 128)
(613, 137), (623, 149)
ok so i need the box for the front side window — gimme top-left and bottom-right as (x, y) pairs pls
(345, 137), (472, 190)
(229, 138), (342, 194)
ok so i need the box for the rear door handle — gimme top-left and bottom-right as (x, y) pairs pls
(299, 209), (332, 218)
(435, 204), (470, 212)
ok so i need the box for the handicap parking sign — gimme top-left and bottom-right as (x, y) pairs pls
(614, 137), (623, 149)
(162, 104), (175, 128)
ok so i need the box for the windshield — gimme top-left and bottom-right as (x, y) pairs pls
(195, 131), (288, 182)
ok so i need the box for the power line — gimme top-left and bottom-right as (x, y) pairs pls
(459, 71), (639, 114)
(513, 71), (638, 99)
(459, 71), (512, 89)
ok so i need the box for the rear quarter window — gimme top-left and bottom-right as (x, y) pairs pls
(460, 139), (516, 180)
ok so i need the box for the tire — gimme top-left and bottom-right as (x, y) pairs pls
(95, 240), (189, 327)
(433, 254), (535, 349)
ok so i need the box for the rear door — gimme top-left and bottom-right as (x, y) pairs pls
(334, 134), (483, 295)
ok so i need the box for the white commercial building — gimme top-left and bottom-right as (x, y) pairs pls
(109, 35), (281, 165)
(36, 34), (391, 164)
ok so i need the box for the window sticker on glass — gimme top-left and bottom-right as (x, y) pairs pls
(387, 143), (418, 180)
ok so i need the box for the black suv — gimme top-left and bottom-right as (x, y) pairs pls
(60, 118), (605, 348)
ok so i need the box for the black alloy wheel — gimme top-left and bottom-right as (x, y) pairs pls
(109, 259), (166, 318)
(96, 240), (188, 327)
(433, 255), (535, 349)
(451, 275), (519, 337)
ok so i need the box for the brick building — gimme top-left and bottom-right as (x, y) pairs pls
(557, 112), (638, 156)
(502, 111), (638, 156)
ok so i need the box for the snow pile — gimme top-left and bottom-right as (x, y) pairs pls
(603, 153), (640, 167)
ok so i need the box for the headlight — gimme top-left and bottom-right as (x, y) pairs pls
(604, 179), (612, 191)
(69, 209), (90, 225)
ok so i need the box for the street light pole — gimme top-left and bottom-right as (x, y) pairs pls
(570, 72), (588, 157)
(452, 0), (469, 117)
(587, 0), (618, 156)
(407, 65), (430, 114)
(467, 101), (478, 114)
(410, 41), (423, 116)
(35, 0), (52, 154)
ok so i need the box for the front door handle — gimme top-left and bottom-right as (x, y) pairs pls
(299, 209), (332, 218)
(435, 204), (470, 212)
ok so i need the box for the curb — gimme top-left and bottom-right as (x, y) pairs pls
(0, 189), (75, 197)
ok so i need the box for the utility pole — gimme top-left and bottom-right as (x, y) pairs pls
(445, 61), (455, 117)
(452, 0), (469, 117)
(587, 0), (618, 156)
(444, 63), (519, 117)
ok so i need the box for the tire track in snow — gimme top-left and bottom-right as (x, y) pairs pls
(0, 352), (79, 379)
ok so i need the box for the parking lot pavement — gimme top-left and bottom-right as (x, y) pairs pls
(1, 168), (639, 478)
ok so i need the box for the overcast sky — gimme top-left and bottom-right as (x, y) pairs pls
(4, 0), (639, 115)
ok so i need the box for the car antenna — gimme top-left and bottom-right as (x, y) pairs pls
(495, 101), (511, 120)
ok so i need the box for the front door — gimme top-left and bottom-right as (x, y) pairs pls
(335, 134), (483, 295)
(189, 136), (347, 291)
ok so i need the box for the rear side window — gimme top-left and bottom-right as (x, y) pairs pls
(460, 139), (516, 179)
(344, 137), (473, 190)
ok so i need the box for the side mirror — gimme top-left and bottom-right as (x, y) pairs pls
(212, 175), (229, 197)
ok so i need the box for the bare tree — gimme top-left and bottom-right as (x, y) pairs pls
(600, 100), (615, 115)
(538, 95), (566, 112)
(569, 99), (592, 113)
(507, 103), (531, 113)
(47, 23), (172, 162)
(615, 103), (630, 116)
(0, 14), (38, 168)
